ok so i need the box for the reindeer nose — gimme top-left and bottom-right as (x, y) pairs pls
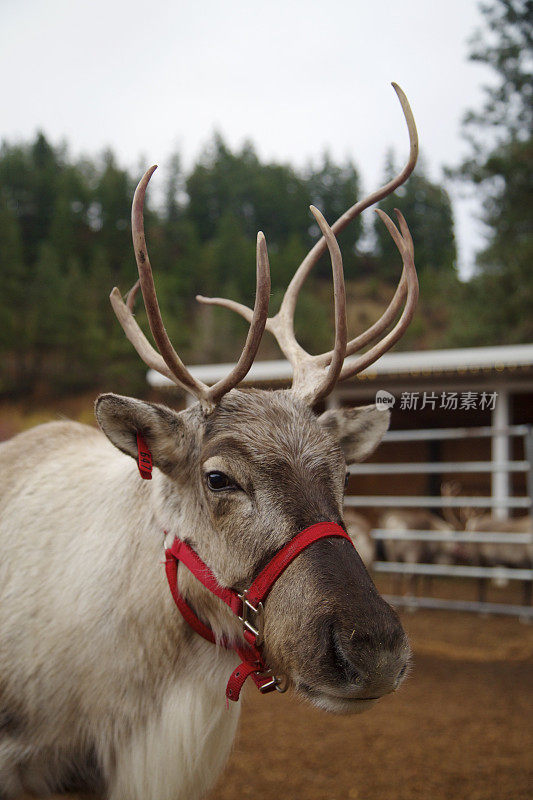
(329, 610), (410, 699)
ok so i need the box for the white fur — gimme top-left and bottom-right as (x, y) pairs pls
(112, 675), (239, 800)
(0, 422), (240, 798)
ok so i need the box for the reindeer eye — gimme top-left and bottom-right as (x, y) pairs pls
(206, 471), (237, 492)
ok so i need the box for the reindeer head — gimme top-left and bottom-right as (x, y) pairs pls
(96, 83), (418, 713)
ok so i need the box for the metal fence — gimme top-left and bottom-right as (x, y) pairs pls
(345, 424), (533, 619)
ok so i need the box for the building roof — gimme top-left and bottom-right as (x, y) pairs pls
(147, 343), (533, 388)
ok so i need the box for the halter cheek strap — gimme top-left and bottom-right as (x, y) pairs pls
(164, 521), (352, 702)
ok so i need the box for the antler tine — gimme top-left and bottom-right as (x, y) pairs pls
(278, 83), (418, 330)
(198, 207), (347, 404)
(126, 279), (141, 311)
(316, 270), (408, 367)
(110, 286), (178, 384)
(207, 232), (271, 403)
(131, 166), (213, 406)
(294, 206), (347, 403)
(196, 295), (255, 324)
(197, 262), (401, 379)
(112, 166), (272, 412)
(338, 209), (418, 382)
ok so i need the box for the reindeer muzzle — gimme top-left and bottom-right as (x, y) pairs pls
(164, 522), (353, 702)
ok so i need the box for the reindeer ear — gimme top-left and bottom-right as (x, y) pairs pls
(318, 405), (390, 463)
(95, 393), (189, 476)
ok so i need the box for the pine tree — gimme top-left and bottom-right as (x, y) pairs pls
(453, 0), (533, 344)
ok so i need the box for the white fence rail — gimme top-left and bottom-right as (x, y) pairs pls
(382, 595), (532, 618)
(346, 424), (533, 619)
(371, 529), (533, 544)
(346, 496), (531, 508)
(374, 562), (532, 582)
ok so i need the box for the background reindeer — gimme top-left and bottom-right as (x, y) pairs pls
(378, 508), (455, 596)
(441, 480), (533, 601)
(0, 85), (418, 800)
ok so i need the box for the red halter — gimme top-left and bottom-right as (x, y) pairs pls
(164, 522), (352, 702)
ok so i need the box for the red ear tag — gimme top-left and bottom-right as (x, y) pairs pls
(136, 432), (153, 480)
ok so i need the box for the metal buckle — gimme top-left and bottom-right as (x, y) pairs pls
(237, 591), (288, 695)
(258, 669), (289, 694)
(238, 590), (264, 645)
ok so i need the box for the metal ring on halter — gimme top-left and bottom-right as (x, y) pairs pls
(238, 590), (265, 646)
(258, 669), (289, 694)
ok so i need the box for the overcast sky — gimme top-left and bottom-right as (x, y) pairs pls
(2, 0), (492, 276)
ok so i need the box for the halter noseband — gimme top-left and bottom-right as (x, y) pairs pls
(164, 522), (351, 702)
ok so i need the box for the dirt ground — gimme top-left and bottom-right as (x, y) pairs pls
(208, 609), (533, 800)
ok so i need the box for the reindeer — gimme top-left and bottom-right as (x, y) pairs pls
(466, 514), (533, 602)
(440, 480), (483, 566)
(0, 84), (418, 800)
(441, 480), (533, 602)
(378, 508), (455, 596)
(466, 514), (533, 566)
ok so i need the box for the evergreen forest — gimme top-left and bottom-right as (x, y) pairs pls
(1, 0), (530, 401)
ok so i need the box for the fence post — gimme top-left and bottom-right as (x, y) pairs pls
(492, 389), (510, 520)
(525, 425), (533, 514)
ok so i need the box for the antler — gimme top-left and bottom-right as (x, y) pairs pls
(198, 83), (419, 405)
(110, 165), (271, 413)
(441, 481), (485, 530)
